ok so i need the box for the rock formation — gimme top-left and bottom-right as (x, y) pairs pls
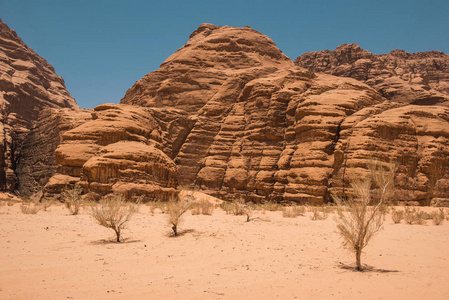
(294, 43), (449, 106)
(0, 18), (78, 192)
(46, 104), (181, 200)
(2, 20), (449, 205)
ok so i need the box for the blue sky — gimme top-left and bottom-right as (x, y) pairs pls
(1, 0), (448, 109)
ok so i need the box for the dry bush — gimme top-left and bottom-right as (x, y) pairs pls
(147, 201), (167, 214)
(190, 200), (214, 216)
(167, 199), (191, 236)
(282, 205), (306, 218)
(333, 160), (395, 271)
(62, 185), (84, 215)
(262, 201), (283, 212)
(230, 198), (252, 222)
(90, 194), (138, 242)
(404, 207), (426, 225)
(310, 207), (328, 220)
(40, 198), (55, 212)
(200, 199), (214, 215)
(20, 204), (42, 214)
(432, 208), (446, 225)
(391, 208), (404, 224)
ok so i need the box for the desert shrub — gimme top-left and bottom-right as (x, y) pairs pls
(20, 204), (42, 214)
(40, 198), (55, 212)
(90, 194), (138, 242)
(167, 199), (192, 236)
(62, 185), (83, 215)
(190, 199), (214, 216)
(404, 207), (426, 225)
(333, 160), (395, 271)
(432, 208), (446, 225)
(310, 207), (328, 220)
(147, 201), (167, 214)
(282, 205), (306, 218)
(231, 198), (252, 221)
(262, 201), (283, 212)
(391, 208), (404, 224)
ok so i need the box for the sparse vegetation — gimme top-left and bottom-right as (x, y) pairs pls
(167, 198), (192, 236)
(90, 194), (139, 242)
(62, 184), (84, 215)
(432, 208), (446, 225)
(20, 204), (42, 214)
(191, 199), (214, 215)
(333, 160), (395, 271)
(40, 197), (55, 211)
(391, 208), (404, 224)
(309, 207), (328, 220)
(404, 207), (426, 225)
(282, 205), (306, 218)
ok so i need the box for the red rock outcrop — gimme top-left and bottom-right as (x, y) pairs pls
(4, 20), (449, 205)
(294, 43), (449, 106)
(121, 23), (293, 113)
(119, 24), (449, 205)
(47, 104), (181, 200)
(0, 18), (78, 192)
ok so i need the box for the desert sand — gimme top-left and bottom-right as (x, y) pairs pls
(1, 195), (448, 299)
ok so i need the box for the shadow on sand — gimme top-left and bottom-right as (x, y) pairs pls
(338, 262), (399, 273)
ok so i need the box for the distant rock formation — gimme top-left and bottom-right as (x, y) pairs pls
(0, 19), (78, 192)
(294, 43), (449, 106)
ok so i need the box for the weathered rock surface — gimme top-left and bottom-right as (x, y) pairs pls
(294, 43), (449, 106)
(119, 25), (449, 205)
(121, 23), (294, 113)
(47, 104), (181, 200)
(0, 18), (78, 192)
(3, 20), (449, 205)
(15, 108), (91, 195)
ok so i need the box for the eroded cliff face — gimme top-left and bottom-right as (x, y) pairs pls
(0, 19), (78, 192)
(46, 104), (184, 200)
(121, 23), (294, 113)
(4, 20), (449, 205)
(294, 43), (449, 106)
(121, 24), (449, 205)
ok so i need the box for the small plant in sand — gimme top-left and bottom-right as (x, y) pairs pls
(90, 194), (139, 242)
(404, 207), (426, 225)
(432, 208), (445, 226)
(62, 184), (84, 215)
(333, 160), (395, 271)
(20, 204), (42, 214)
(282, 205), (306, 218)
(167, 198), (192, 236)
(40, 197), (55, 212)
(190, 199), (214, 216)
(231, 198), (252, 222)
(309, 206), (328, 220)
(391, 208), (404, 224)
(262, 201), (283, 212)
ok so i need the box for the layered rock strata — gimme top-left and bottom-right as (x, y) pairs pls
(47, 104), (180, 200)
(294, 43), (449, 106)
(0, 19), (78, 192)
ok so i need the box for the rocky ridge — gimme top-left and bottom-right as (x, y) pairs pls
(0, 19), (78, 192)
(294, 43), (449, 106)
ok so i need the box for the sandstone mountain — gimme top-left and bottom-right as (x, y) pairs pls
(294, 43), (449, 106)
(2, 21), (449, 206)
(0, 19), (78, 192)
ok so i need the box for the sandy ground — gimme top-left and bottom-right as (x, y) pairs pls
(1, 196), (448, 299)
